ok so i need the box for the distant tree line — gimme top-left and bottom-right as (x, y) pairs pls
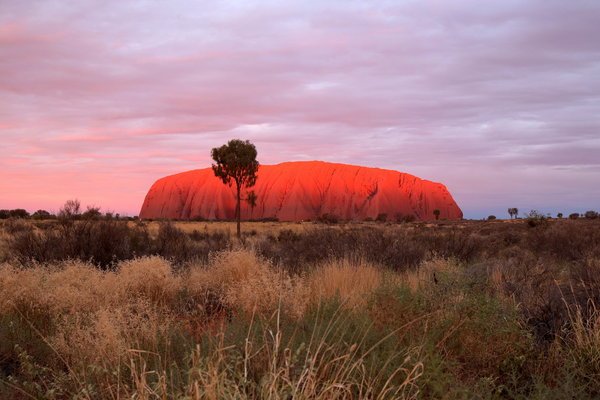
(0, 206), (137, 221)
(507, 208), (599, 221)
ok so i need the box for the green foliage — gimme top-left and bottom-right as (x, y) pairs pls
(32, 210), (53, 220)
(8, 209), (30, 219)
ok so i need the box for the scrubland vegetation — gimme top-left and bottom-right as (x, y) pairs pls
(1, 207), (600, 398)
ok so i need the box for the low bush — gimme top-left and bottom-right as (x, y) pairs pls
(524, 210), (550, 228)
(316, 213), (340, 224)
(375, 212), (388, 222)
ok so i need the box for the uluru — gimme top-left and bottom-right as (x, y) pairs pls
(139, 161), (463, 221)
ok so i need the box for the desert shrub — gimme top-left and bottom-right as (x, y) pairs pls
(516, 220), (600, 263)
(363, 216), (373, 222)
(7, 225), (64, 265)
(6, 213), (133, 268)
(584, 210), (599, 220)
(488, 215), (496, 220)
(31, 210), (53, 220)
(439, 228), (485, 264)
(128, 221), (152, 255)
(496, 252), (564, 343)
(357, 228), (426, 271)
(570, 213), (580, 220)
(5, 208), (230, 268)
(258, 227), (344, 273)
(154, 221), (233, 266)
(153, 220), (190, 260)
(316, 213), (340, 224)
(4, 218), (31, 235)
(258, 217), (279, 222)
(565, 259), (600, 319)
(189, 248), (308, 318)
(375, 213), (388, 222)
(277, 229), (300, 243)
(189, 228), (209, 241)
(402, 213), (416, 222)
(557, 213), (563, 218)
(524, 210), (550, 228)
(8, 209), (30, 219)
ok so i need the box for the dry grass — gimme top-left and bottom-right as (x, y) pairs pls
(402, 257), (456, 293)
(0, 256), (180, 316)
(189, 248), (309, 318)
(0, 250), (428, 398)
(188, 249), (395, 318)
(0, 257), (180, 367)
(52, 299), (169, 366)
(308, 258), (388, 309)
(146, 220), (311, 237)
(3, 218), (600, 398)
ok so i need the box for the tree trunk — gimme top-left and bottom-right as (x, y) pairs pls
(236, 181), (241, 238)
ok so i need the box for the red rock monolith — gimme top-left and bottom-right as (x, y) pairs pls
(139, 161), (463, 221)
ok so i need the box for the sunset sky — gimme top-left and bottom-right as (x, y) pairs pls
(1, 0), (599, 219)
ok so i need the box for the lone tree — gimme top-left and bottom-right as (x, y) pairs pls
(508, 207), (519, 219)
(211, 139), (259, 238)
(433, 209), (440, 220)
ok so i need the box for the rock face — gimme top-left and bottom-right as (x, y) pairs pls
(139, 161), (463, 221)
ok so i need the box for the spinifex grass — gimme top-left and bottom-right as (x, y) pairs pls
(2, 233), (600, 398)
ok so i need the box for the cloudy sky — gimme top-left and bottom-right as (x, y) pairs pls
(1, 0), (599, 219)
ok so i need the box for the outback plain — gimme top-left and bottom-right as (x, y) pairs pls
(1, 210), (600, 399)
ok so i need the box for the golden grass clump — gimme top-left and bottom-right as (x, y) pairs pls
(0, 261), (113, 316)
(0, 257), (179, 368)
(52, 299), (168, 366)
(308, 258), (385, 309)
(117, 256), (181, 305)
(190, 248), (309, 318)
(0, 256), (181, 318)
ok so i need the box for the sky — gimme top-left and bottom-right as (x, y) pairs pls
(1, 0), (599, 219)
